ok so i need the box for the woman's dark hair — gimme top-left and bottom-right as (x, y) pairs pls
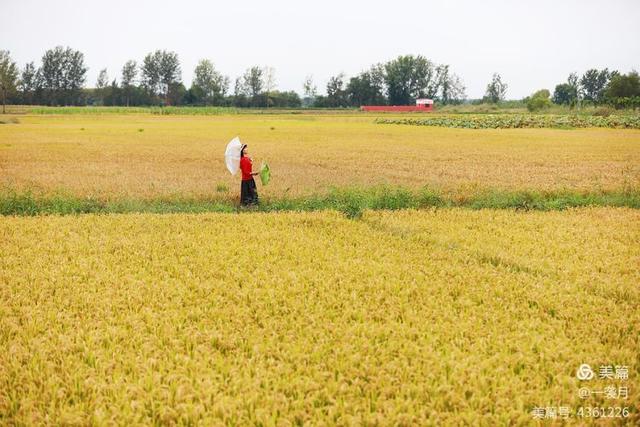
(240, 144), (247, 158)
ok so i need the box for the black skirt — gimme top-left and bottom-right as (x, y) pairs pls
(240, 178), (259, 205)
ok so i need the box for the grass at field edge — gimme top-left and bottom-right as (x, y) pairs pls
(1, 186), (639, 218)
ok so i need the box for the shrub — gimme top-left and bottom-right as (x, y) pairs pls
(526, 89), (552, 112)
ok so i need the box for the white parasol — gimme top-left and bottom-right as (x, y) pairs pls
(225, 136), (242, 175)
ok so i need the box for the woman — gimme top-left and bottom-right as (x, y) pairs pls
(239, 144), (259, 206)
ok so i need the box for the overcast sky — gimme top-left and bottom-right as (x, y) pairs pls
(2, 0), (639, 99)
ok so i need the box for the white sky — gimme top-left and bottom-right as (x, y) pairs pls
(2, 0), (639, 99)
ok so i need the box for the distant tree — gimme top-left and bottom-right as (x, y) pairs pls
(141, 50), (181, 104)
(160, 52), (181, 104)
(483, 73), (507, 103)
(191, 59), (229, 105)
(347, 65), (386, 106)
(121, 60), (137, 107)
(424, 64), (443, 99)
(19, 62), (41, 105)
(552, 73), (579, 106)
(526, 89), (551, 112)
(39, 47), (63, 104)
(127, 84), (153, 106)
(220, 76), (231, 100)
(580, 68), (614, 104)
(447, 74), (466, 104)
(103, 79), (120, 106)
(167, 82), (187, 106)
(384, 55), (436, 105)
(233, 77), (248, 107)
(141, 53), (160, 98)
(233, 66), (267, 107)
(604, 71), (640, 108)
(326, 73), (348, 107)
(434, 65), (450, 104)
(242, 66), (263, 101)
(263, 66), (276, 107)
(346, 74), (373, 106)
(40, 46), (87, 105)
(66, 49), (87, 104)
(369, 63), (386, 95)
(567, 72), (578, 90)
(0, 50), (19, 113)
(302, 75), (317, 107)
(552, 83), (575, 105)
(434, 64), (466, 105)
(270, 90), (302, 108)
(234, 77), (244, 96)
(96, 69), (108, 89)
(303, 75), (317, 97)
(95, 68), (109, 105)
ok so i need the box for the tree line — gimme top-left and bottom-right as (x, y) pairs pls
(309, 56), (466, 108)
(523, 69), (640, 111)
(1, 47), (638, 113)
(0, 47), (467, 110)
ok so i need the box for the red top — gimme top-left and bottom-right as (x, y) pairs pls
(240, 156), (253, 181)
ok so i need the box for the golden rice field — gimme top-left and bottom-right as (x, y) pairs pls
(1, 113), (639, 199)
(1, 207), (639, 425)
(2, 112), (639, 424)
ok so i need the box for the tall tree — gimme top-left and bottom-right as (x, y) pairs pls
(40, 46), (87, 105)
(233, 77), (249, 107)
(303, 75), (317, 98)
(95, 68), (109, 105)
(242, 66), (263, 102)
(191, 59), (228, 105)
(434, 64), (466, 104)
(567, 72), (579, 90)
(166, 82), (186, 106)
(141, 50), (181, 104)
(384, 55), (435, 105)
(109, 79), (121, 106)
(121, 60), (137, 107)
(96, 68), (109, 89)
(552, 83), (576, 105)
(65, 48), (87, 105)
(19, 62), (41, 105)
(568, 72), (580, 105)
(160, 51), (181, 104)
(302, 75), (317, 107)
(605, 71), (640, 100)
(483, 73), (507, 103)
(553, 73), (579, 106)
(446, 74), (466, 104)
(347, 65), (386, 106)
(326, 73), (348, 107)
(0, 50), (19, 113)
(263, 66), (276, 107)
(141, 52), (160, 98)
(580, 68), (613, 104)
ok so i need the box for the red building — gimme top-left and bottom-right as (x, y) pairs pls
(361, 98), (434, 112)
